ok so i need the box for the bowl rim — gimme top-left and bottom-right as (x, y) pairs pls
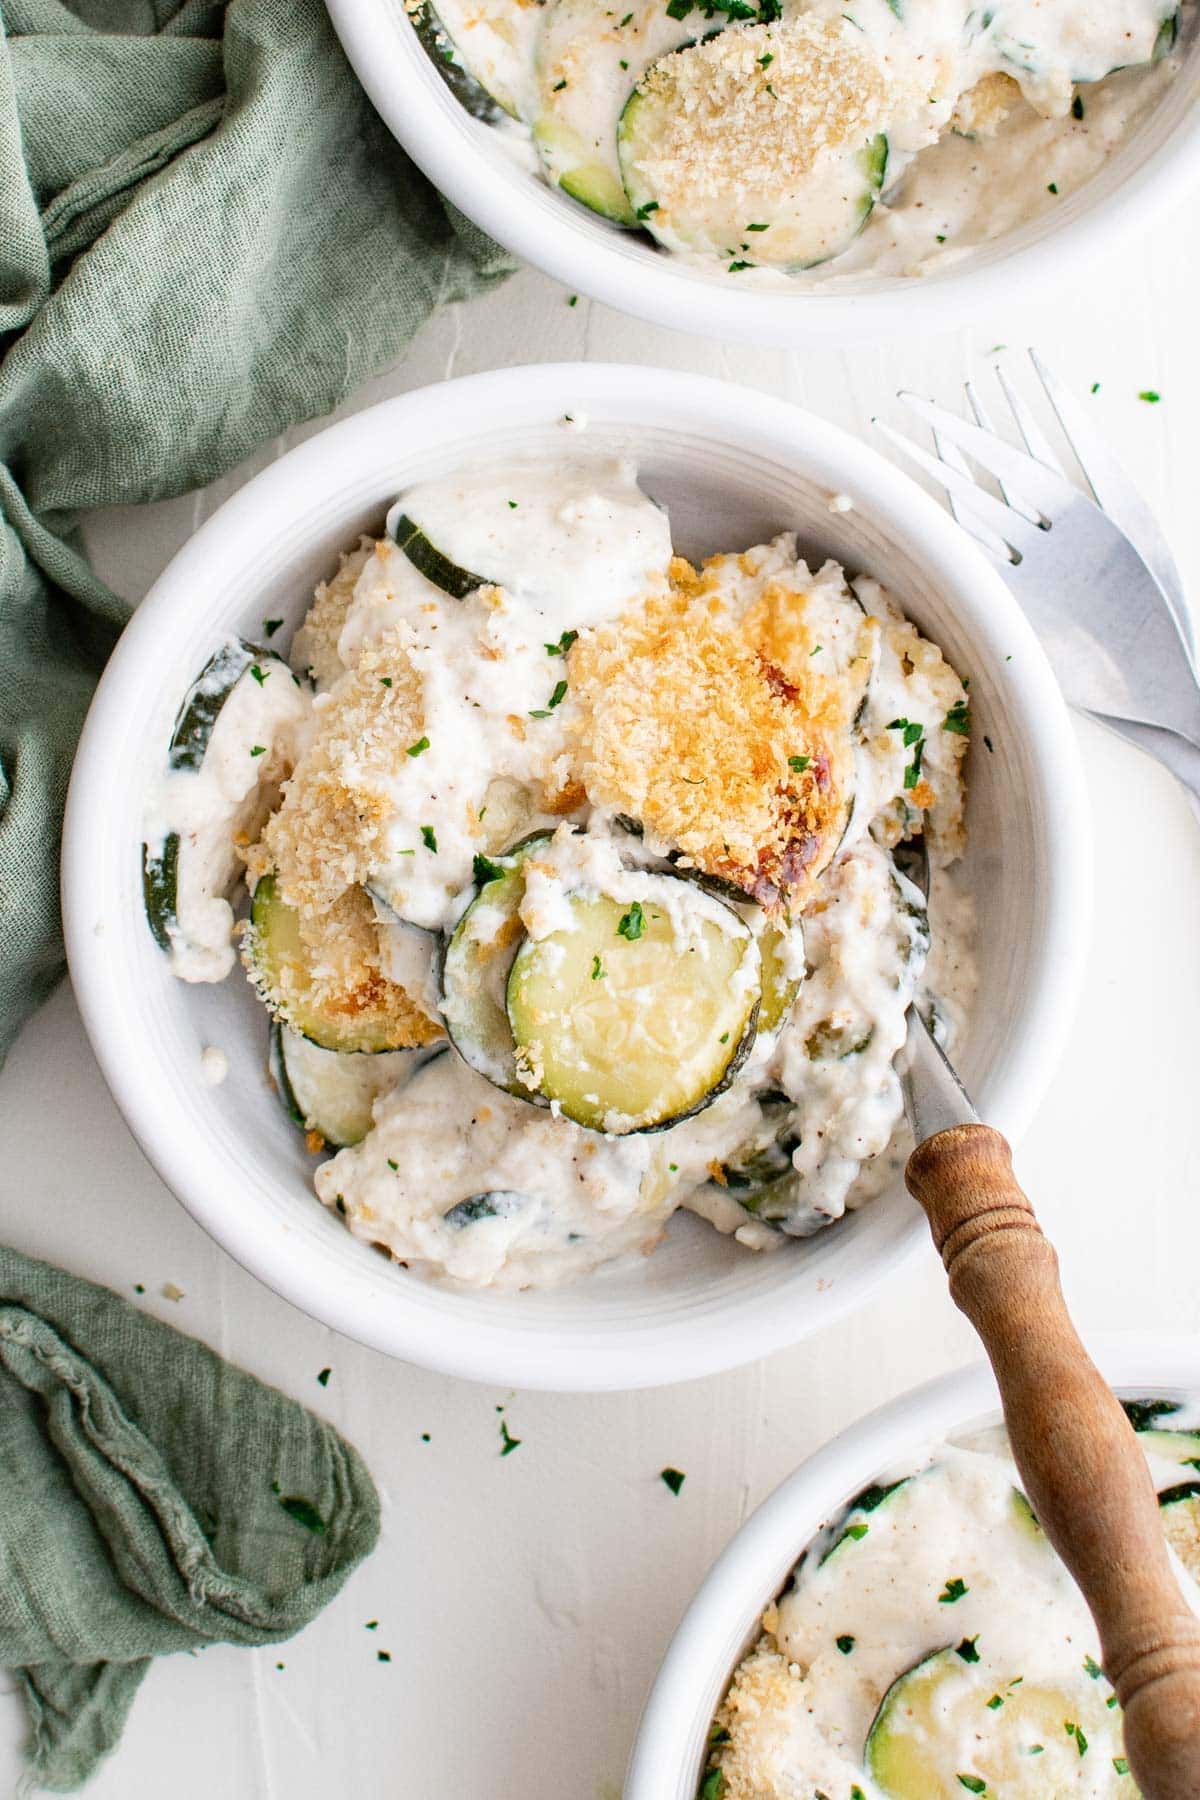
(63, 362), (1090, 1388)
(326, 0), (1200, 348)
(624, 1336), (1200, 1797)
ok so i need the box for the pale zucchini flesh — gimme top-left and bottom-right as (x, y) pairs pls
(247, 875), (418, 1054)
(866, 1644), (1129, 1796)
(505, 877), (761, 1133)
(440, 833), (554, 1095)
(271, 1024), (419, 1148)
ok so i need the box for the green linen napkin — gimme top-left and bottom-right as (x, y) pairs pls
(0, 0), (513, 1065)
(0, 1243), (381, 1792)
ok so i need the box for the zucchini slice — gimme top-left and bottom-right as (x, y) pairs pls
(505, 874), (761, 1134)
(440, 833), (553, 1094)
(270, 1023), (419, 1148)
(866, 1645), (1129, 1796)
(410, 0), (539, 120)
(390, 512), (487, 600)
(1159, 1479), (1200, 1580)
(617, 46), (888, 270)
(820, 1476), (909, 1566)
(246, 875), (429, 1054)
(1138, 1427), (1200, 1469)
(142, 640), (300, 963)
(532, 0), (694, 226)
(443, 1190), (527, 1228)
(715, 1093), (800, 1212)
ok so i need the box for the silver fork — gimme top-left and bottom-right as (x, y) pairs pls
(874, 353), (1200, 775)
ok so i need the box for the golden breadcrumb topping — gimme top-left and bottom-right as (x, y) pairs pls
(291, 538), (375, 692)
(950, 71), (1023, 138)
(706, 1636), (808, 1800)
(628, 16), (899, 205)
(568, 557), (853, 913)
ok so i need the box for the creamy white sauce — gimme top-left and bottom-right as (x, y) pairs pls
(147, 458), (973, 1289)
(422, 0), (1188, 282)
(713, 1415), (1200, 1796)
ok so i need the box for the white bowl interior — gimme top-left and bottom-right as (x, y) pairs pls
(328, 0), (1200, 344)
(63, 366), (1085, 1389)
(625, 1342), (1200, 1799)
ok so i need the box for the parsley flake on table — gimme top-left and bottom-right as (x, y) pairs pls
(939, 1576), (969, 1603)
(660, 1467), (686, 1495)
(377, 1650), (391, 1663)
(366, 1620), (378, 1630)
(1139, 390), (1161, 403)
(317, 1368), (331, 1387)
(500, 1419), (522, 1456)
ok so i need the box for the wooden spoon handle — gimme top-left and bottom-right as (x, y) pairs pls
(905, 1122), (1200, 1800)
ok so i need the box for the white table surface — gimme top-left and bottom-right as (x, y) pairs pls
(2, 212), (1199, 1799)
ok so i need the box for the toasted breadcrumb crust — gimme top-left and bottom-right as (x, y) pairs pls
(569, 557), (852, 913)
(628, 16), (899, 207)
(291, 538), (375, 692)
(950, 71), (1023, 138)
(707, 1636), (809, 1800)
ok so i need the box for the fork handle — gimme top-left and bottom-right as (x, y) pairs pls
(906, 1124), (1200, 1800)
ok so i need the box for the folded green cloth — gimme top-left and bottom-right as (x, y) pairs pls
(0, 0), (513, 1064)
(0, 1244), (381, 1791)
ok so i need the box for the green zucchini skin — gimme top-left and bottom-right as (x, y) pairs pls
(142, 831), (180, 953)
(391, 512), (487, 599)
(143, 640), (290, 953)
(270, 1021), (420, 1146)
(443, 1191), (527, 1227)
(410, 3), (501, 120)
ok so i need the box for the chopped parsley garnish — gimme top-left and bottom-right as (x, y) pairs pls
(939, 1576), (969, 1603)
(591, 955), (605, 981)
(835, 1634), (855, 1654)
(956, 1636), (981, 1664)
(366, 1620), (378, 1630)
(473, 852), (505, 886)
(660, 1467), (686, 1495)
(263, 618), (283, 637)
(377, 1650), (391, 1663)
(277, 1494), (328, 1535)
(957, 1779), (986, 1795)
(788, 754), (810, 773)
(421, 1432), (431, 1443)
(553, 77), (566, 90)
(636, 200), (660, 220)
(1083, 1654), (1103, 1679)
(728, 260), (752, 273)
(943, 698), (971, 736)
(406, 735), (430, 757)
(507, 500), (518, 509)
(380, 676), (392, 688)
(250, 744), (266, 757)
(530, 678), (568, 718)
(567, 294), (578, 307)
(1114, 1756), (1130, 1775)
(746, 222), (769, 232)
(317, 1368), (331, 1387)
(1065, 1721), (1088, 1756)
(1072, 93), (1085, 118)
(133, 1283), (145, 1294)
(420, 825), (438, 853)
(617, 902), (645, 941)
(844, 1522), (869, 1541)
(500, 1419), (522, 1456)
(986, 1694), (1004, 1710)
(545, 629), (578, 656)
(1092, 381), (1101, 393)
(249, 663), (267, 685)
(1139, 389), (1161, 404)
(1023, 1743), (1044, 1755)
(1047, 181), (1059, 194)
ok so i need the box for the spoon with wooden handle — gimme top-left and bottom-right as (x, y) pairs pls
(902, 1001), (1200, 1799)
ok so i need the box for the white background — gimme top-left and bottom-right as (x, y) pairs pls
(1, 204), (1198, 1798)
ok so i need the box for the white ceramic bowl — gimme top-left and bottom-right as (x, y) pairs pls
(63, 363), (1087, 1391)
(625, 1339), (1200, 1798)
(326, 0), (1200, 347)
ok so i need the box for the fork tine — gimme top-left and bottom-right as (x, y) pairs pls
(896, 392), (1078, 515)
(1028, 347), (1194, 651)
(993, 363), (1065, 474)
(964, 379), (1042, 523)
(932, 426), (1015, 562)
(873, 419), (1039, 556)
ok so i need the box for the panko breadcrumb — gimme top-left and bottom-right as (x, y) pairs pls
(291, 538), (375, 692)
(569, 557), (853, 913)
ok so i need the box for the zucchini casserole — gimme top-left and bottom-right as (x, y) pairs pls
(142, 455), (974, 1289)
(411, 0), (1190, 281)
(702, 1399), (1200, 1799)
